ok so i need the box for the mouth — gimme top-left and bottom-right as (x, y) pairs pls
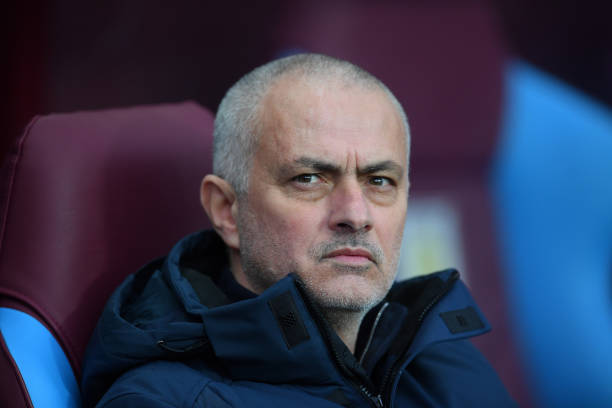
(323, 248), (375, 265)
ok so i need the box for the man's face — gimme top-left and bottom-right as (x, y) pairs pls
(236, 76), (408, 312)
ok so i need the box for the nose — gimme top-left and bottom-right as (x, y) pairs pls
(328, 180), (372, 233)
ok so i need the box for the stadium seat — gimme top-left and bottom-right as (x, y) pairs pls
(492, 61), (612, 407)
(0, 102), (214, 407)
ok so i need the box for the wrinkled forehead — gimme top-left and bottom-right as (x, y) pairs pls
(259, 74), (406, 142)
(254, 75), (408, 172)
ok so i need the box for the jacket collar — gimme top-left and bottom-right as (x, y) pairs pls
(159, 230), (490, 386)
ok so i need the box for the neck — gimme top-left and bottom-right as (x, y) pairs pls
(228, 249), (262, 293)
(229, 249), (365, 353)
(321, 308), (366, 354)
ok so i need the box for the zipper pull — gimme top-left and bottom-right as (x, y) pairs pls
(360, 385), (384, 408)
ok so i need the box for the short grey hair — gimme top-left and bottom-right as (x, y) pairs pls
(213, 53), (410, 195)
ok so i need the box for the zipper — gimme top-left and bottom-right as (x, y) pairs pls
(156, 336), (211, 355)
(294, 279), (383, 407)
(358, 302), (390, 407)
(360, 385), (384, 408)
(358, 302), (389, 366)
(378, 270), (460, 406)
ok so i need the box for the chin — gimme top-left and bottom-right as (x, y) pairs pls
(305, 274), (386, 313)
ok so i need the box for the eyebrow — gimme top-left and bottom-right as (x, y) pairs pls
(359, 161), (404, 177)
(288, 156), (405, 178)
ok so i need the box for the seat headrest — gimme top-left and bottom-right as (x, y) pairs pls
(0, 101), (214, 376)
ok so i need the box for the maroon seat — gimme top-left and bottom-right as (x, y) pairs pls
(0, 102), (214, 406)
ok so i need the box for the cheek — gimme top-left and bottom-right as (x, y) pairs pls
(258, 194), (325, 234)
(278, 214), (322, 253)
(251, 202), (317, 248)
(274, 212), (328, 265)
(376, 208), (407, 253)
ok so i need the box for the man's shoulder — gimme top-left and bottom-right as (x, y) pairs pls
(94, 359), (352, 408)
(95, 360), (222, 408)
(398, 339), (517, 407)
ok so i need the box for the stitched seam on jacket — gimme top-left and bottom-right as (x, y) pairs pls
(192, 380), (232, 408)
(98, 392), (178, 408)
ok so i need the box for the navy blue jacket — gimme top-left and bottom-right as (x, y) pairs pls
(81, 230), (515, 407)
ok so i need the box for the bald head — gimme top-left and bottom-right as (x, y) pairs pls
(212, 53), (410, 195)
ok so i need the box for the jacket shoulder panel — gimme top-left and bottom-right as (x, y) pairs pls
(96, 360), (220, 408)
(196, 380), (359, 408)
(394, 340), (517, 407)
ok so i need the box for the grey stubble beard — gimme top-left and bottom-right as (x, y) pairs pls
(236, 198), (402, 320)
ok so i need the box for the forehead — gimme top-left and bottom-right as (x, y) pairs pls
(256, 75), (407, 168)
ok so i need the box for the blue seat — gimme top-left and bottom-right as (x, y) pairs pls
(0, 308), (80, 407)
(492, 61), (612, 407)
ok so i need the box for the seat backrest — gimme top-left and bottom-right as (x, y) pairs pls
(0, 102), (214, 407)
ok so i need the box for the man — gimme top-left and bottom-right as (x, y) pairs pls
(81, 54), (515, 407)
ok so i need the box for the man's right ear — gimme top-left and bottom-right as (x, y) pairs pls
(200, 175), (240, 250)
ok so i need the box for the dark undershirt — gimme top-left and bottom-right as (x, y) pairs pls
(215, 267), (257, 303)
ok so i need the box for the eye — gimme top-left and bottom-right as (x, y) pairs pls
(293, 173), (322, 184)
(369, 176), (393, 187)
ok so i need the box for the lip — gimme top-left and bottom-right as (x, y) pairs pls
(324, 248), (374, 263)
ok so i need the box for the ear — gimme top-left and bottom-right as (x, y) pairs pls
(200, 175), (240, 250)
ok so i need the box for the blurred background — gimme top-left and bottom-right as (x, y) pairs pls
(2, 0), (611, 406)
